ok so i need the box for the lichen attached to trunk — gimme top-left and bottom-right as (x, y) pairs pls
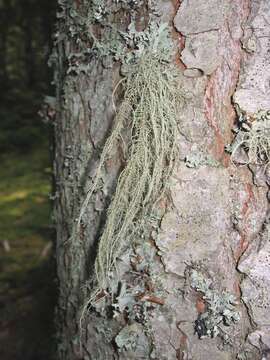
(78, 30), (185, 304)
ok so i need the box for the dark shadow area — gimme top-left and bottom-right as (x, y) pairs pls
(0, 1), (57, 359)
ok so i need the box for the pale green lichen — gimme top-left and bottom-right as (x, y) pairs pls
(115, 324), (139, 352)
(190, 270), (240, 339)
(185, 151), (220, 168)
(55, 0), (176, 74)
(226, 110), (270, 168)
(79, 46), (184, 303)
(115, 323), (149, 354)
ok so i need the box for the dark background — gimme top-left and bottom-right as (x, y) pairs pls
(0, 1), (57, 359)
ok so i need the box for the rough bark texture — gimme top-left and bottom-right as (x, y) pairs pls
(54, 0), (270, 359)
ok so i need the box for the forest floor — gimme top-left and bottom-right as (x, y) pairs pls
(0, 140), (56, 360)
(0, 1), (56, 356)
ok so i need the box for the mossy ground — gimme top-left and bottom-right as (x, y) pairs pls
(0, 0), (56, 356)
(0, 139), (56, 360)
(0, 149), (50, 282)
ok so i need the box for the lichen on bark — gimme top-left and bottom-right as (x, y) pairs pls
(53, 0), (270, 359)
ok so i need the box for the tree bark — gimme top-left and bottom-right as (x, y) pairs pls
(54, 1), (270, 359)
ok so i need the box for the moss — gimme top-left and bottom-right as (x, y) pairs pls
(0, 141), (55, 359)
(0, 148), (51, 284)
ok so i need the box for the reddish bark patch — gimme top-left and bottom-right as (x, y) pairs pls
(203, 3), (249, 164)
(233, 181), (258, 262)
(234, 234), (249, 262)
(196, 298), (206, 314)
(176, 321), (189, 360)
(136, 293), (165, 305)
(242, 183), (255, 217)
(204, 77), (228, 162)
(172, 0), (186, 69)
(233, 279), (241, 298)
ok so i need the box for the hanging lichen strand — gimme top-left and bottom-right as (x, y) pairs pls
(98, 58), (182, 292)
(81, 50), (183, 302)
(74, 4), (184, 303)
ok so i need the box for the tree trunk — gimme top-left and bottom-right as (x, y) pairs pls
(54, 1), (270, 359)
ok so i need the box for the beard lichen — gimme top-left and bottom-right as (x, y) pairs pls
(78, 49), (184, 306)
